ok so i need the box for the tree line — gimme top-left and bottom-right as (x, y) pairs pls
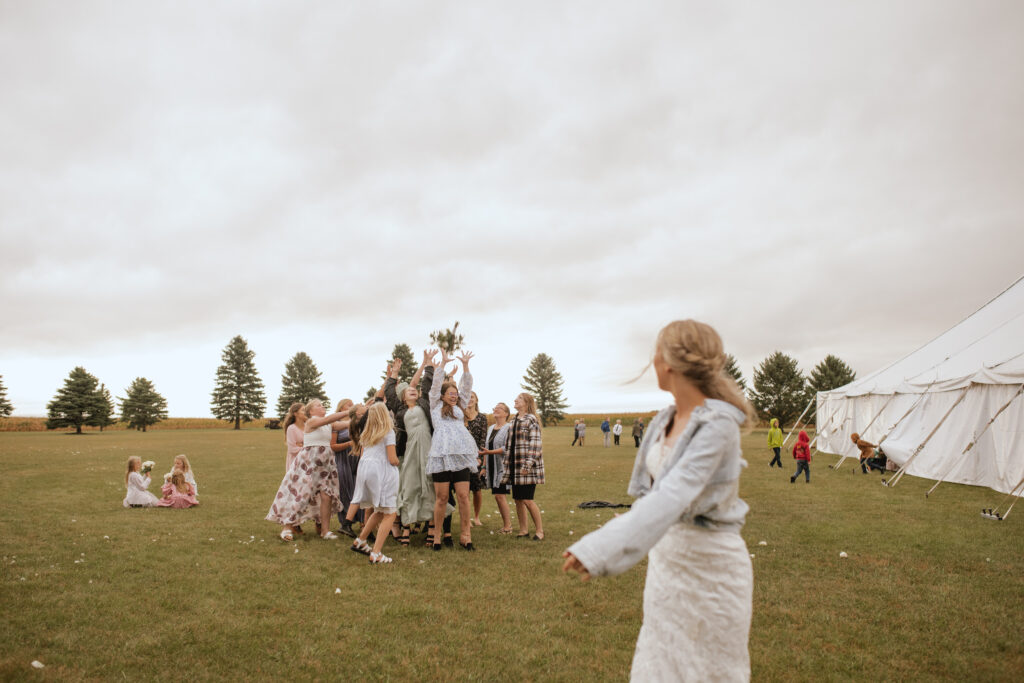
(25, 326), (571, 432)
(5, 332), (850, 432)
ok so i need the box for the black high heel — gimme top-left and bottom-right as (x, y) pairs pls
(460, 541), (475, 551)
(443, 535), (454, 547)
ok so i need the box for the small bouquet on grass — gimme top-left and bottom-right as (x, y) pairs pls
(141, 460), (155, 474)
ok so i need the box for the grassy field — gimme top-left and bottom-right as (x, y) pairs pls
(1, 427), (1021, 681)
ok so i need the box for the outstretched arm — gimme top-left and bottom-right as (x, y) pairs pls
(456, 351), (474, 406)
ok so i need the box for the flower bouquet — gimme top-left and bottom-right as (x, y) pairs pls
(141, 460), (155, 474)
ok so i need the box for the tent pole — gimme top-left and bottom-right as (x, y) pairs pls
(782, 396), (816, 449)
(884, 386), (971, 488)
(926, 383), (1024, 497)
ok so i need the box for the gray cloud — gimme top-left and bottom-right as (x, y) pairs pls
(1, 1), (1022, 414)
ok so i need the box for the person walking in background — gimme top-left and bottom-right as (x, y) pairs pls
(601, 417), (611, 447)
(632, 418), (644, 447)
(562, 319), (755, 681)
(571, 418), (581, 446)
(790, 430), (812, 483)
(767, 418), (783, 468)
(612, 419), (623, 446)
(850, 432), (877, 474)
(577, 419), (586, 447)
(502, 393), (545, 540)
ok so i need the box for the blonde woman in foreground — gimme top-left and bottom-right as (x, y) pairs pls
(349, 402), (401, 564)
(562, 320), (755, 682)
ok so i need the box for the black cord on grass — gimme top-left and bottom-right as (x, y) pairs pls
(577, 501), (631, 509)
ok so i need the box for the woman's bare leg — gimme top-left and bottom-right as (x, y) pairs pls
(432, 481), (449, 545)
(454, 481), (472, 543)
(494, 493), (511, 529)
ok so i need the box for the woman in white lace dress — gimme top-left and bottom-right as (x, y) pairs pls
(562, 320), (756, 682)
(425, 349), (479, 551)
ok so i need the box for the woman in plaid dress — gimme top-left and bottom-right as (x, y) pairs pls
(501, 392), (545, 540)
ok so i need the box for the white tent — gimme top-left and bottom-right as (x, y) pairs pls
(815, 276), (1024, 499)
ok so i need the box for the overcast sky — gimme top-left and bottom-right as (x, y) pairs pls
(2, 1), (1022, 418)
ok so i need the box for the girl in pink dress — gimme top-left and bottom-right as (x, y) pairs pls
(157, 470), (198, 508)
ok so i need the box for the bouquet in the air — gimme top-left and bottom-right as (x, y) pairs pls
(141, 460), (155, 474)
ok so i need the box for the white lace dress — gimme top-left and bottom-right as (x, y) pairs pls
(630, 430), (753, 682)
(123, 472), (159, 507)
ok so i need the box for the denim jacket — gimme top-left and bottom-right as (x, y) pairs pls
(566, 399), (749, 578)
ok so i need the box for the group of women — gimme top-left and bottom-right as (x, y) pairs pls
(265, 348), (546, 559)
(266, 318), (758, 681)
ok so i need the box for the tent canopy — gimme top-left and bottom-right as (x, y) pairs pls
(816, 276), (1024, 496)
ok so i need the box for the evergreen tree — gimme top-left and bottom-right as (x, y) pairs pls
(724, 354), (747, 392)
(384, 343), (418, 385)
(95, 384), (117, 431)
(521, 353), (568, 426)
(0, 375), (12, 418)
(46, 366), (106, 434)
(276, 352), (329, 417)
(807, 354), (857, 393)
(211, 335), (267, 430)
(119, 377), (169, 432)
(749, 351), (807, 428)
(429, 322), (465, 354)
(364, 386), (378, 402)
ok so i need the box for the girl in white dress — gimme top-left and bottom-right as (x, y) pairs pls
(562, 320), (756, 682)
(349, 402), (401, 564)
(123, 456), (159, 507)
(425, 350), (480, 551)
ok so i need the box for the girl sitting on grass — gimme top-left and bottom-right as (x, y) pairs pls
(349, 402), (401, 564)
(123, 456), (159, 508)
(165, 454), (198, 497)
(157, 469), (198, 508)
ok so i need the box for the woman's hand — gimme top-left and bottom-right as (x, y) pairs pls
(391, 358), (403, 377)
(561, 552), (591, 581)
(457, 350), (474, 369)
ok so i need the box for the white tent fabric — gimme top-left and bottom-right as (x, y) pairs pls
(816, 276), (1024, 496)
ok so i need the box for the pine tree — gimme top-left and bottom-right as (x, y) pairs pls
(724, 354), (747, 392)
(749, 352), (807, 428)
(276, 352), (329, 417)
(119, 377), (169, 432)
(807, 355), (856, 393)
(0, 375), (12, 418)
(211, 335), (267, 430)
(364, 386), (378, 402)
(95, 384), (116, 431)
(46, 366), (106, 434)
(521, 353), (568, 426)
(429, 322), (465, 354)
(384, 343), (418, 385)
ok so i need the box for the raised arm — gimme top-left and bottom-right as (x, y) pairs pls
(384, 361), (400, 412)
(456, 351), (474, 407)
(407, 351), (429, 394)
(428, 350), (445, 408)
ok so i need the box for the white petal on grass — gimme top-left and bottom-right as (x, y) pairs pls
(569, 530), (574, 535)
(839, 552), (848, 558)
(334, 588), (341, 594)
(750, 554), (756, 559)
(758, 541), (768, 546)
(31, 661), (45, 669)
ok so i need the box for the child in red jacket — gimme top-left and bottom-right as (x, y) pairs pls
(790, 430), (811, 483)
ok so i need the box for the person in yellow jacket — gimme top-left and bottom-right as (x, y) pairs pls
(767, 418), (784, 468)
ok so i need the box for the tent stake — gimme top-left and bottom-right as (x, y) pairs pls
(981, 475), (1024, 520)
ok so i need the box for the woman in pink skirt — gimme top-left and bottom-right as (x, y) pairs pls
(267, 399), (358, 541)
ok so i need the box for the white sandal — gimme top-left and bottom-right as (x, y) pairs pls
(369, 551), (393, 564)
(321, 531), (339, 540)
(350, 538), (371, 556)
(280, 529), (294, 542)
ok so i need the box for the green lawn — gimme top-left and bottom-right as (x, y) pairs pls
(1, 428), (1021, 681)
